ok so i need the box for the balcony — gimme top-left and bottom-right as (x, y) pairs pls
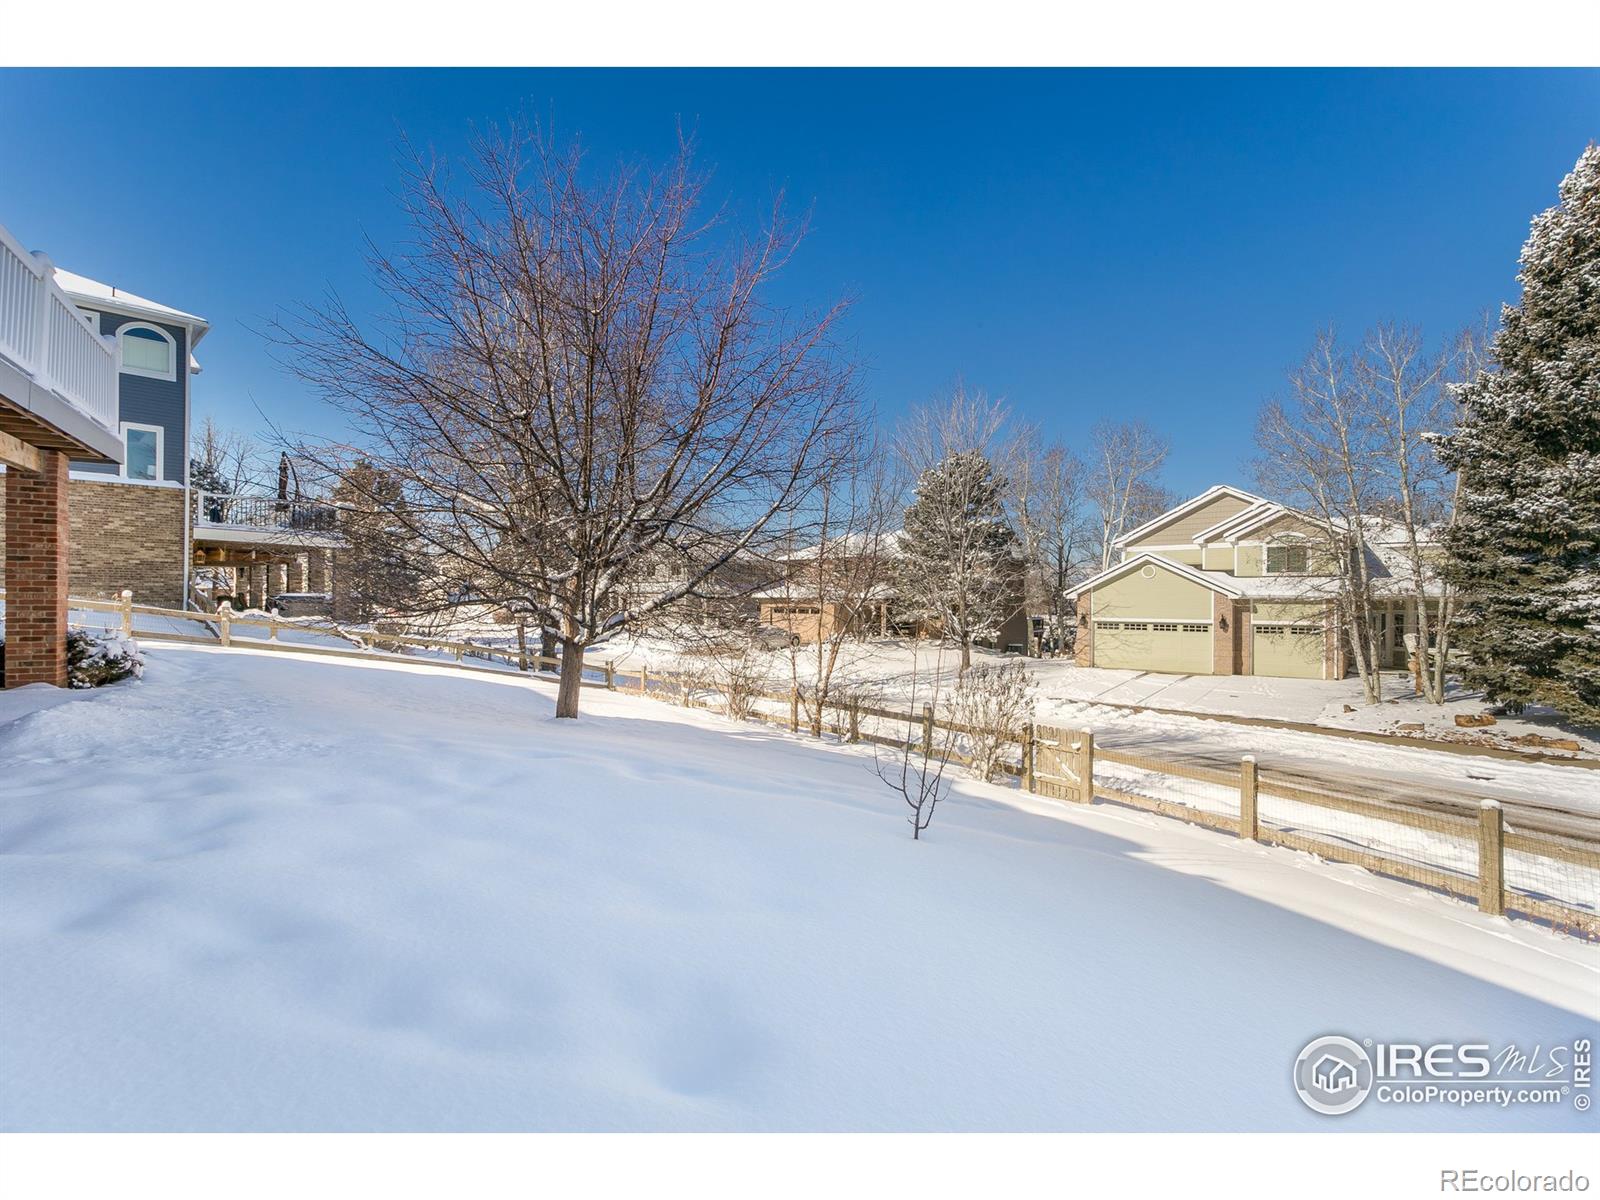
(192, 491), (345, 547)
(0, 221), (121, 464)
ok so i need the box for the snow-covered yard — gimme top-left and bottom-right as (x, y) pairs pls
(2, 643), (1595, 1132)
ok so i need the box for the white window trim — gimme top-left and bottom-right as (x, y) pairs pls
(117, 321), (178, 381)
(120, 421), (165, 482)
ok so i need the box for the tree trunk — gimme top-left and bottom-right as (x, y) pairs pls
(541, 625), (557, 667)
(960, 636), (972, 671)
(555, 639), (585, 718)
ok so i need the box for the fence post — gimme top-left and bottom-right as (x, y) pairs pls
(1021, 722), (1035, 794)
(1478, 800), (1505, 916)
(790, 687), (800, 732)
(1239, 755), (1258, 840)
(218, 601), (232, 648)
(605, 660), (616, 690)
(640, 665), (649, 696)
(269, 612), (279, 641)
(921, 704), (934, 758)
(1076, 729), (1094, 804)
(848, 703), (860, 744)
(811, 699), (822, 738)
(119, 588), (133, 636)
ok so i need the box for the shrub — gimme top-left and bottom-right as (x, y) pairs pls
(67, 630), (145, 688)
(0, 628), (144, 689)
(949, 658), (1036, 782)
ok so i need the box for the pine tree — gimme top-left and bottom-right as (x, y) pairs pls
(896, 450), (1021, 670)
(1435, 145), (1600, 721)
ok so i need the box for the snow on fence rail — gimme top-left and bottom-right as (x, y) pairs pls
(10, 589), (1596, 941)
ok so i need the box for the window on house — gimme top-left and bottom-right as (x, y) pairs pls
(122, 424), (162, 481)
(1265, 543), (1309, 574)
(119, 323), (176, 379)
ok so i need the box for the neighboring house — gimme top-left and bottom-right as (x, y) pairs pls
(755, 534), (1032, 652)
(1066, 484), (1441, 680)
(192, 450), (342, 614)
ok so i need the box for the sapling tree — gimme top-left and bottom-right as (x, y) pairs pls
(872, 647), (957, 840)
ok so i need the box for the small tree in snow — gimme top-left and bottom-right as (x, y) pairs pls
(1435, 145), (1600, 722)
(872, 648), (956, 840)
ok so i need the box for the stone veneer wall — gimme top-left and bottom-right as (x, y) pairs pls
(0, 477), (186, 607)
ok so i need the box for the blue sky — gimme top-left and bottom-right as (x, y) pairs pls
(0, 68), (1594, 497)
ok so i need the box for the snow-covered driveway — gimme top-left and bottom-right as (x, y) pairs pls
(1, 643), (1595, 1132)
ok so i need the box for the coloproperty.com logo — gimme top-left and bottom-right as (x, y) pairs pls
(1292, 1035), (1593, 1116)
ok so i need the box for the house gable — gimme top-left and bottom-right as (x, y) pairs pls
(1117, 485), (1262, 553)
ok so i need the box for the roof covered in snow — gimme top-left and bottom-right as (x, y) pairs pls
(53, 267), (210, 367)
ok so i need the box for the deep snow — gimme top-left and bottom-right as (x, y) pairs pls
(1, 643), (1595, 1132)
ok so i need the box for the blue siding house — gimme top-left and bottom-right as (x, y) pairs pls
(54, 269), (210, 603)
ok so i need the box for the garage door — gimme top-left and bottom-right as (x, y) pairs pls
(1094, 620), (1213, 675)
(1252, 623), (1325, 679)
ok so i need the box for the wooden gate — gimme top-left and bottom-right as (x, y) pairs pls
(1030, 723), (1092, 802)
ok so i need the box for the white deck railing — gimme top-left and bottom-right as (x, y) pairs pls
(0, 220), (118, 438)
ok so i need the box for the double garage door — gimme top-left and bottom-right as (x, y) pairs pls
(1093, 620), (1213, 675)
(1252, 623), (1325, 679)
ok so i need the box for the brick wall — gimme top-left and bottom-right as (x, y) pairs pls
(3, 451), (71, 687)
(1210, 593), (1233, 674)
(0, 478), (186, 607)
(1236, 600), (1254, 675)
(1074, 604), (1094, 667)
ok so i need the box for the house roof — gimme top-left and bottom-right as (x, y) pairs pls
(53, 267), (210, 370)
(1065, 552), (1244, 600)
(1111, 484), (1264, 548)
(1071, 543), (1446, 603)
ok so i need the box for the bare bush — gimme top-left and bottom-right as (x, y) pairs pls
(948, 657), (1036, 781)
(714, 648), (769, 721)
(871, 648), (956, 839)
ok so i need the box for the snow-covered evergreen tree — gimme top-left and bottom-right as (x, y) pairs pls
(1435, 144), (1600, 721)
(896, 450), (1021, 670)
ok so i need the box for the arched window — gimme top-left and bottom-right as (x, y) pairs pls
(118, 322), (176, 380)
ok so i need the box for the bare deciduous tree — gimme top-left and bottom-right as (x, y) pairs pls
(1086, 419), (1170, 568)
(1254, 330), (1386, 701)
(1011, 440), (1091, 655)
(190, 416), (267, 513)
(872, 647), (957, 840)
(776, 432), (900, 732)
(1354, 323), (1469, 703)
(275, 125), (861, 718)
